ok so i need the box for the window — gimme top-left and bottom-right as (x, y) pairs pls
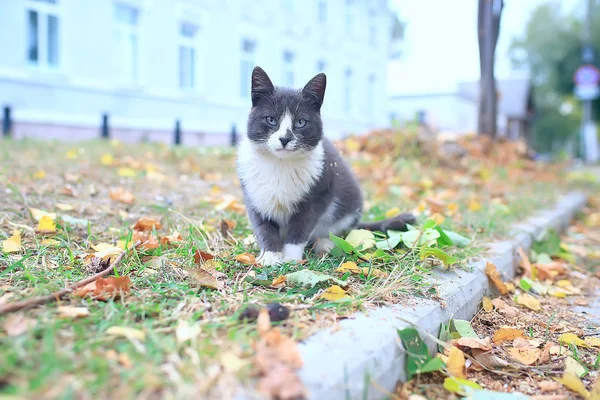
(369, 10), (377, 46)
(114, 3), (139, 84)
(179, 22), (198, 89)
(367, 74), (375, 116)
(283, 51), (294, 87)
(318, 0), (326, 24)
(26, 0), (60, 68)
(345, 0), (353, 36)
(317, 60), (326, 73)
(240, 39), (256, 98)
(344, 68), (352, 113)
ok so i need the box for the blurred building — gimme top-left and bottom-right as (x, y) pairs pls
(0, 0), (392, 144)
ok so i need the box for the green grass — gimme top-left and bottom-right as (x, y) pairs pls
(0, 136), (587, 398)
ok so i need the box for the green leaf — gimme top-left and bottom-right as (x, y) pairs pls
(402, 229), (440, 248)
(438, 323), (450, 352)
(345, 229), (375, 251)
(519, 277), (532, 292)
(536, 253), (553, 264)
(375, 234), (402, 250)
(397, 327), (436, 379)
(329, 232), (355, 254)
(422, 219), (437, 230)
(444, 230), (471, 248)
(532, 229), (561, 256)
(421, 357), (444, 374)
(449, 319), (479, 339)
(285, 269), (346, 288)
(443, 377), (482, 396)
(434, 226), (454, 247)
(420, 247), (458, 267)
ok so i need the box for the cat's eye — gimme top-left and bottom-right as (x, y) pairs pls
(294, 119), (306, 128)
(266, 116), (277, 126)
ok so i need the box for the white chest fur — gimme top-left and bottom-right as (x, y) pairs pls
(237, 139), (324, 224)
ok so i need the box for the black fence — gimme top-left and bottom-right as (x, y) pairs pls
(1, 105), (239, 146)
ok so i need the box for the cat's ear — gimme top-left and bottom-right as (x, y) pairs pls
(302, 73), (326, 109)
(251, 66), (275, 106)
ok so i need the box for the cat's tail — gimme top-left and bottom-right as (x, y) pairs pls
(358, 212), (416, 232)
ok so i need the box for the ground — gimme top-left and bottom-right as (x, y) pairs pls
(0, 130), (597, 399)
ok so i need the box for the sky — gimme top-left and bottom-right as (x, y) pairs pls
(387, 0), (583, 96)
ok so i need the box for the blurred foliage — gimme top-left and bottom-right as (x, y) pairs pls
(510, 2), (600, 156)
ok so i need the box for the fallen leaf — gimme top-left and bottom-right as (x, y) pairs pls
(345, 229), (375, 250)
(160, 230), (183, 245)
(318, 285), (350, 301)
(564, 356), (586, 377)
(3, 314), (34, 336)
(57, 306), (90, 318)
(61, 215), (90, 228)
(220, 351), (247, 374)
(91, 243), (124, 262)
(109, 188), (135, 204)
(518, 247), (532, 277)
(493, 328), (525, 344)
(449, 319), (479, 339)
(29, 207), (57, 222)
(471, 348), (510, 369)
(132, 230), (159, 250)
(556, 373), (590, 398)
(41, 238), (60, 246)
(447, 346), (466, 378)
(220, 219), (236, 236)
(194, 249), (215, 264)
(33, 169), (46, 179)
(100, 153), (114, 165)
(117, 167), (137, 177)
(257, 309), (271, 335)
(2, 230), (22, 253)
(336, 261), (361, 274)
(271, 275), (287, 288)
(558, 333), (589, 348)
(454, 337), (492, 351)
(55, 203), (74, 211)
(584, 337), (600, 347)
(175, 320), (201, 344)
(106, 326), (145, 341)
(286, 270), (346, 288)
(236, 253), (256, 264)
(508, 347), (541, 365)
(513, 337), (536, 348)
(485, 262), (508, 295)
(73, 276), (132, 300)
(133, 216), (162, 231)
(482, 296), (494, 312)
(398, 327), (444, 379)
(189, 267), (223, 290)
(36, 215), (57, 234)
(538, 381), (561, 393)
(515, 293), (541, 311)
(443, 376), (482, 396)
(468, 200), (482, 212)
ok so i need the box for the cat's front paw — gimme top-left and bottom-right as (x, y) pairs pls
(283, 243), (306, 262)
(312, 238), (335, 256)
(257, 251), (284, 266)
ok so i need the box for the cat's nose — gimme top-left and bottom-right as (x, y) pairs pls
(279, 137), (292, 147)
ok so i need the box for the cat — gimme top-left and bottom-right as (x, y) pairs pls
(236, 66), (415, 266)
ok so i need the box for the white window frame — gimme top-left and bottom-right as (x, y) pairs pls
(178, 22), (198, 90)
(283, 51), (295, 87)
(26, 0), (61, 70)
(240, 39), (256, 99)
(113, 3), (140, 86)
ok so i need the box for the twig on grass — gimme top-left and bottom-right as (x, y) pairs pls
(0, 241), (139, 315)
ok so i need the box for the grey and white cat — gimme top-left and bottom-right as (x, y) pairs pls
(236, 66), (415, 266)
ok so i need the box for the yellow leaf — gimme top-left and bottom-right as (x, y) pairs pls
(556, 280), (573, 288)
(92, 243), (124, 261)
(100, 153), (114, 166)
(558, 333), (589, 348)
(361, 267), (388, 278)
(66, 149), (78, 159)
(336, 261), (361, 274)
(56, 203), (74, 211)
(556, 372), (590, 398)
(584, 337), (600, 347)
(506, 282), (516, 293)
(515, 293), (541, 311)
(482, 296), (494, 312)
(549, 288), (568, 298)
(117, 167), (137, 177)
(33, 170), (46, 179)
(271, 275), (287, 288)
(29, 207), (57, 222)
(344, 138), (361, 152)
(493, 328), (525, 344)
(36, 216), (57, 234)
(385, 207), (400, 218)
(57, 306), (90, 318)
(236, 253), (256, 265)
(41, 239), (60, 246)
(484, 262), (508, 295)
(345, 229), (375, 250)
(447, 346), (466, 378)
(420, 178), (433, 190)
(106, 326), (146, 341)
(318, 285), (350, 301)
(447, 203), (459, 215)
(2, 230), (22, 253)
(507, 347), (541, 365)
(468, 200), (482, 212)
(430, 213), (445, 225)
(565, 356), (586, 377)
(591, 378), (600, 400)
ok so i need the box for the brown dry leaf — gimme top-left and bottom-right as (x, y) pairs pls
(471, 348), (510, 369)
(189, 267), (223, 290)
(482, 296), (494, 312)
(220, 219), (236, 236)
(271, 275), (287, 289)
(3, 314), (34, 336)
(257, 309), (271, 335)
(446, 346), (466, 378)
(133, 216), (162, 231)
(556, 372), (590, 398)
(132, 231), (159, 250)
(508, 347), (541, 365)
(513, 337), (535, 348)
(2, 230), (22, 253)
(236, 253), (256, 264)
(109, 188), (135, 204)
(73, 276), (132, 301)
(160, 230), (183, 245)
(194, 249), (215, 264)
(539, 381), (561, 393)
(539, 342), (553, 364)
(485, 262), (508, 295)
(518, 247), (533, 277)
(454, 337), (492, 351)
(57, 306), (90, 318)
(515, 293), (541, 311)
(493, 328), (525, 344)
